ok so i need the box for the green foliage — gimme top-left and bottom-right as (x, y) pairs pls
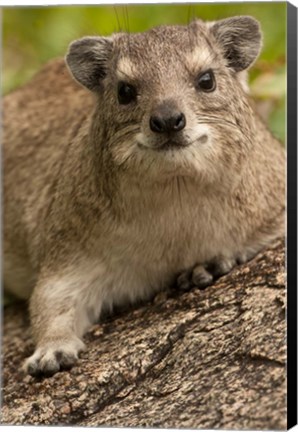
(2, 3), (286, 142)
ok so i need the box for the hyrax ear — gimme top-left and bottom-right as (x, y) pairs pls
(210, 16), (262, 72)
(66, 36), (113, 91)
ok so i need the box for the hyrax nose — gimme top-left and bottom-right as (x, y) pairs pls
(150, 101), (186, 134)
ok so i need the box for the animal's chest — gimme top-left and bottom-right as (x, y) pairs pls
(109, 190), (232, 275)
(95, 187), (236, 309)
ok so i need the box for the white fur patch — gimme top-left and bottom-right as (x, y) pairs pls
(183, 124), (212, 146)
(186, 46), (214, 70)
(117, 57), (137, 81)
(135, 132), (151, 149)
(237, 70), (250, 93)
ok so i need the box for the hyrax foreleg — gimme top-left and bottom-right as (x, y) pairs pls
(23, 265), (104, 376)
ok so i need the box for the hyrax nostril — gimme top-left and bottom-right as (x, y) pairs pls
(173, 113), (186, 132)
(150, 112), (186, 134)
(150, 116), (166, 133)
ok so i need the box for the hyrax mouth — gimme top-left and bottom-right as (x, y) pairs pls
(154, 139), (191, 151)
(137, 138), (190, 152)
(137, 134), (208, 152)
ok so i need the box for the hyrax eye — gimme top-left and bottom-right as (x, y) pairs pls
(197, 70), (216, 92)
(118, 82), (137, 105)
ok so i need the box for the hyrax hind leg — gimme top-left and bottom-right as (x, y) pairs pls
(24, 263), (103, 377)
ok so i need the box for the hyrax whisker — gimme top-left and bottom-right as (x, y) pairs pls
(113, 6), (122, 33)
(197, 117), (253, 143)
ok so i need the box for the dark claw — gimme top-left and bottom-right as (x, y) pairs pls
(27, 361), (59, 378)
(191, 266), (213, 289)
(175, 256), (236, 292)
(54, 351), (77, 370)
(176, 265), (214, 291)
(176, 270), (193, 291)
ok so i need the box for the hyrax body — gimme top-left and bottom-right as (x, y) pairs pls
(3, 16), (285, 376)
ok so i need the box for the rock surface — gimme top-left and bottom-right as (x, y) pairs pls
(1, 239), (286, 429)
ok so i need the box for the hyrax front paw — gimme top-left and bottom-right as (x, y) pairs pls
(176, 256), (236, 291)
(24, 337), (85, 377)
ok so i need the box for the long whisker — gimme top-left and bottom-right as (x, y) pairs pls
(124, 6), (130, 34)
(196, 116), (253, 144)
(111, 125), (141, 147)
(113, 6), (122, 32)
(117, 152), (135, 170)
(197, 117), (239, 129)
(121, 5), (132, 60)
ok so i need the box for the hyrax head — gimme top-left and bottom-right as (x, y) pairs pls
(66, 16), (262, 182)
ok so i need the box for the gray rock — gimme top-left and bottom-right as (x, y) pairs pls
(1, 239), (286, 429)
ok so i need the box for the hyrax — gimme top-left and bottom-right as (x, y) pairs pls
(3, 16), (285, 377)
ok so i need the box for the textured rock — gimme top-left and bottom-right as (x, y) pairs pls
(1, 239), (286, 429)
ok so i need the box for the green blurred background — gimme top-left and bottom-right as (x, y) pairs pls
(2, 2), (286, 142)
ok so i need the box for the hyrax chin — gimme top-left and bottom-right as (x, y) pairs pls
(3, 16), (285, 377)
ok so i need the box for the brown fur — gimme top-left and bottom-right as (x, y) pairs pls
(3, 17), (285, 376)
